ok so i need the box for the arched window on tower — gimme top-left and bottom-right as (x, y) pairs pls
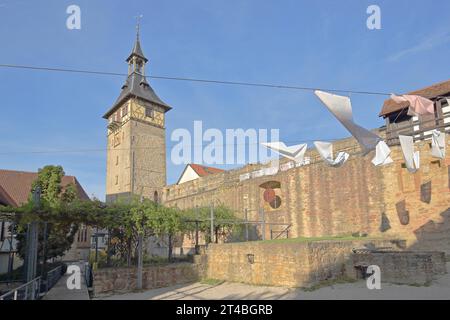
(154, 191), (159, 204)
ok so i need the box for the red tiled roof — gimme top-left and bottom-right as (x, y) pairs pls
(189, 164), (225, 177)
(379, 79), (450, 117)
(0, 169), (90, 207)
(0, 184), (16, 206)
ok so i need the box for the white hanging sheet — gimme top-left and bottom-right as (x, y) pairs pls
(399, 135), (420, 173)
(371, 140), (393, 166)
(314, 141), (349, 168)
(431, 129), (445, 159)
(314, 90), (381, 155)
(261, 142), (308, 162)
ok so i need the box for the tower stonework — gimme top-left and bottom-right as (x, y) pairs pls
(104, 33), (171, 203)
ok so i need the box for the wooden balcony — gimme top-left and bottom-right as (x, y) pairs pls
(385, 98), (450, 146)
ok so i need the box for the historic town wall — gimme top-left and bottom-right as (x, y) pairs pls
(162, 130), (450, 253)
(202, 239), (446, 288)
(92, 262), (201, 296)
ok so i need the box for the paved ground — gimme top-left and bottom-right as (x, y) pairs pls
(99, 263), (450, 300)
(43, 262), (90, 300)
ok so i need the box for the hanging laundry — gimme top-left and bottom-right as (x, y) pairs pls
(314, 90), (381, 155)
(431, 129), (446, 159)
(371, 140), (393, 166)
(398, 135), (420, 173)
(261, 142), (308, 163)
(390, 94), (434, 116)
(314, 141), (349, 167)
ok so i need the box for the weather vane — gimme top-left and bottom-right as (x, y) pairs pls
(135, 14), (143, 39)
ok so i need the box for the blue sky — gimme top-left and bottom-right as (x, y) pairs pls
(0, 0), (449, 200)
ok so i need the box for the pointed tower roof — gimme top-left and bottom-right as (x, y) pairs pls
(103, 72), (171, 119)
(126, 36), (148, 63)
(103, 28), (171, 119)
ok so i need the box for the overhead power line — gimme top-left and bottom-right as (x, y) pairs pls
(0, 63), (390, 96)
(0, 138), (350, 155)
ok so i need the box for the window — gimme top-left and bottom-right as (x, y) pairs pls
(122, 106), (128, 117)
(145, 107), (154, 118)
(115, 175), (119, 185)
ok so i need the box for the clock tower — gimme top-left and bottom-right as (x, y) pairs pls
(104, 30), (171, 203)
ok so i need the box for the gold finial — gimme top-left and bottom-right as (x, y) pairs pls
(135, 14), (143, 39)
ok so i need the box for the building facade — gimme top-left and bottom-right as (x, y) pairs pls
(104, 33), (171, 203)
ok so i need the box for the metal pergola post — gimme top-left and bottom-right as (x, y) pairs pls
(260, 208), (266, 241)
(244, 208), (249, 241)
(194, 206), (199, 254)
(25, 187), (40, 282)
(210, 204), (214, 243)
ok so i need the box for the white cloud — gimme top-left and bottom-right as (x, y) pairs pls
(388, 31), (450, 62)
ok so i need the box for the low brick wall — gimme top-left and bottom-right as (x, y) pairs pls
(351, 251), (447, 285)
(93, 262), (201, 296)
(204, 239), (446, 288)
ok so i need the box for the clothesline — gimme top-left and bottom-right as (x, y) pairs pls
(259, 91), (446, 174)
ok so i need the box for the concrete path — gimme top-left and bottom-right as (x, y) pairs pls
(99, 263), (450, 300)
(43, 262), (90, 300)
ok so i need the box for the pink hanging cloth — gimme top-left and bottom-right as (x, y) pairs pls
(390, 94), (435, 116)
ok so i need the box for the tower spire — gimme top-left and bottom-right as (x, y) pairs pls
(136, 14), (142, 40)
(127, 15), (148, 65)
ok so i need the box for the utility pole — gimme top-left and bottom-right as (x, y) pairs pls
(136, 195), (144, 290)
(210, 203), (214, 243)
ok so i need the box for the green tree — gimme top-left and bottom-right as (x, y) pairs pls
(16, 165), (81, 262)
(146, 206), (182, 261)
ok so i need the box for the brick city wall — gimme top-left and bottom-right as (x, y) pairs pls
(163, 131), (450, 253)
(92, 262), (201, 296)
